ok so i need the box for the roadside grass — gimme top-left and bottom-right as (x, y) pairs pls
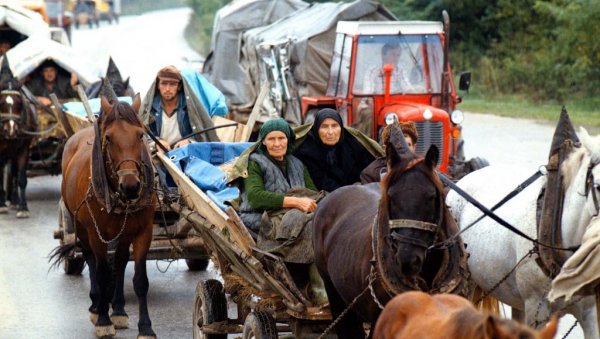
(459, 92), (600, 132)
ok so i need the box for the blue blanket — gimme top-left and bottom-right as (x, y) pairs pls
(167, 142), (253, 210)
(181, 68), (228, 118)
(62, 96), (133, 117)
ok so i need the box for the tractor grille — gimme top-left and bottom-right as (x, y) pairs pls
(415, 120), (444, 166)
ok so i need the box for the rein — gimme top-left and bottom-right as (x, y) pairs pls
(436, 171), (580, 253)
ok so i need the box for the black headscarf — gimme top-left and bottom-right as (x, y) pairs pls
(295, 108), (375, 192)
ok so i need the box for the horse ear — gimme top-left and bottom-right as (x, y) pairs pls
(483, 315), (500, 337)
(131, 93), (141, 113)
(100, 95), (112, 114)
(540, 315), (558, 339)
(424, 145), (439, 169)
(386, 139), (401, 168)
(123, 77), (130, 90)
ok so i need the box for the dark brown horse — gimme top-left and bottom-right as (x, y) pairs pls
(0, 57), (38, 218)
(373, 291), (558, 339)
(313, 125), (468, 338)
(50, 95), (156, 338)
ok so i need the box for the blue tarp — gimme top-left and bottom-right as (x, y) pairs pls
(167, 142), (253, 210)
(62, 96), (133, 117)
(181, 68), (228, 118)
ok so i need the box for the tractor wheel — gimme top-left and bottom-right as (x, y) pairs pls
(469, 157), (490, 172)
(186, 258), (210, 271)
(242, 311), (278, 339)
(193, 279), (227, 339)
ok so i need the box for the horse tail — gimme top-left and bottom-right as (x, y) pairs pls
(47, 241), (80, 272)
(472, 285), (500, 316)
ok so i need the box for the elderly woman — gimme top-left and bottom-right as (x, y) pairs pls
(239, 118), (318, 233)
(360, 121), (418, 184)
(294, 108), (379, 192)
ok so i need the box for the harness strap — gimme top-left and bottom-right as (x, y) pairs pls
(437, 171), (579, 252)
(389, 219), (437, 233)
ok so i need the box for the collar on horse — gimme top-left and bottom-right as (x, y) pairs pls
(90, 119), (154, 214)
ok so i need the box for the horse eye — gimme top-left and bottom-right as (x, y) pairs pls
(105, 135), (111, 143)
(139, 133), (144, 140)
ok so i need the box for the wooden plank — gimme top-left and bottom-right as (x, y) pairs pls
(76, 84), (95, 123)
(241, 82), (269, 142)
(49, 93), (74, 137)
(211, 116), (248, 142)
(157, 153), (255, 255)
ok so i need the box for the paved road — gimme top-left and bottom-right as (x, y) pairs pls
(0, 7), (587, 339)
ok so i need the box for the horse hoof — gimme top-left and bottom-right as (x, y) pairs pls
(95, 324), (116, 338)
(89, 312), (99, 325)
(110, 314), (129, 329)
(16, 210), (30, 219)
(0, 206), (8, 214)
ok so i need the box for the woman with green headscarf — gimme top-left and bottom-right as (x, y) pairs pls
(239, 117), (318, 233)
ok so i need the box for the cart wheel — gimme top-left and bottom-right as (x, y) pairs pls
(64, 257), (85, 275)
(193, 279), (227, 339)
(242, 311), (278, 339)
(186, 258), (210, 271)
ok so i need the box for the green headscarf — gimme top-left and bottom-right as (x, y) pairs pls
(257, 118), (296, 155)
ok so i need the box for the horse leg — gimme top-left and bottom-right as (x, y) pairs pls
(94, 252), (116, 338)
(83, 245), (101, 323)
(132, 230), (156, 338)
(110, 244), (130, 329)
(321, 275), (366, 339)
(8, 159), (18, 208)
(0, 162), (7, 213)
(565, 296), (598, 339)
(15, 152), (29, 218)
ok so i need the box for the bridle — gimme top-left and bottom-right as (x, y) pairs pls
(102, 137), (146, 202)
(0, 89), (22, 138)
(385, 158), (443, 250)
(584, 157), (600, 217)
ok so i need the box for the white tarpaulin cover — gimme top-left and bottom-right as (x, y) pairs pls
(1, 35), (100, 86)
(0, 0), (50, 39)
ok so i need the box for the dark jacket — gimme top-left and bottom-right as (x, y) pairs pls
(295, 128), (376, 192)
(146, 91), (194, 139)
(360, 157), (387, 184)
(27, 76), (77, 100)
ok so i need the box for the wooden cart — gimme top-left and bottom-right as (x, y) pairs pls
(157, 152), (332, 338)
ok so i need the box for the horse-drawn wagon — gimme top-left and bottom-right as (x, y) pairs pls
(155, 147), (334, 338)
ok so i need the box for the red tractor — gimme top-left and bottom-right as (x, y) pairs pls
(301, 12), (486, 178)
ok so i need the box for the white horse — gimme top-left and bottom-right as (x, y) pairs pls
(447, 127), (600, 339)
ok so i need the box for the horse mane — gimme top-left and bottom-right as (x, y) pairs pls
(101, 101), (143, 130)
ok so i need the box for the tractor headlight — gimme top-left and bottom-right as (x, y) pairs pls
(450, 110), (464, 124)
(423, 109), (433, 120)
(385, 112), (398, 125)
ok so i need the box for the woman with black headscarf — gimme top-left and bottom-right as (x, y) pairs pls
(295, 108), (378, 192)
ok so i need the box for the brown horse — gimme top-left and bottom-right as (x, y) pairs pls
(50, 95), (156, 338)
(313, 125), (467, 338)
(0, 57), (38, 218)
(372, 291), (558, 339)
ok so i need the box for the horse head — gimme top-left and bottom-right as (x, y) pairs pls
(105, 57), (133, 97)
(0, 88), (24, 139)
(377, 123), (443, 282)
(99, 94), (149, 201)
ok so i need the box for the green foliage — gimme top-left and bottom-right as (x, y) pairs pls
(185, 0), (228, 55)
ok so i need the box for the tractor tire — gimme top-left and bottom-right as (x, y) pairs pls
(242, 311), (278, 339)
(193, 279), (228, 339)
(469, 157), (490, 172)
